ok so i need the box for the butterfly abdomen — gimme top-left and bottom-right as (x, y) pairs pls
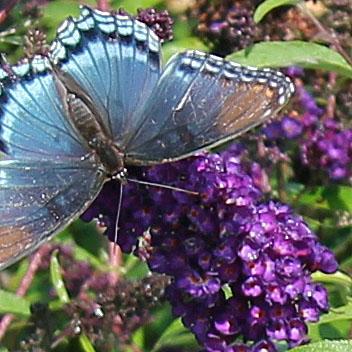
(66, 93), (125, 176)
(53, 66), (125, 177)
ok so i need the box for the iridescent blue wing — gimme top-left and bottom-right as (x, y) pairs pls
(0, 56), (86, 159)
(0, 159), (104, 270)
(50, 6), (162, 145)
(0, 54), (104, 269)
(125, 51), (295, 164)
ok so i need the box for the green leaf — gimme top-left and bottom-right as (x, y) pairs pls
(79, 334), (96, 352)
(308, 299), (352, 339)
(163, 37), (208, 61)
(0, 289), (31, 316)
(50, 250), (70, 304)
(254, 0), (300, 23)
(151, 318), (198, 352)
(312, 271), (352, 293)
(71, 244), (105, 270)
(322, 185), (352, 212)
(291, 340), (352, 352)
(228, 41), (352, 78)
(112, 0), (163, 13)
(40, 0), (95, 40)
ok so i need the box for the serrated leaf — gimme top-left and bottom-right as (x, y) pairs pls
(254, 0), (300, 23)
(291, 340), (352, 352)
(0, 289), (31, 316)
(228, 41), (352, 78)
(50, 251), (70, 304)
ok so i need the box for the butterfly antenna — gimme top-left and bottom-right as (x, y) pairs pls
(126, 178), (198, 195)
(113, 182), (124, 253)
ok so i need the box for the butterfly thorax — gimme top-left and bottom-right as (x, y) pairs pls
(89, 137), (126, 178)
(54, 68), (126, 178)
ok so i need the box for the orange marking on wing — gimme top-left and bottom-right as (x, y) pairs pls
(216, 82), (277, 134)
(0, 226), (33, 264)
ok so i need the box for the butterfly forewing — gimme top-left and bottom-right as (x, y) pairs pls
(125, 50), (294, 164)
(0, 160), (104, 270)
(51, 6), (162, 145)
(0, 59), (86, 159)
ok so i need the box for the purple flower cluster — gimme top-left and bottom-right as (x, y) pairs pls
(136, 8), (174, 42)
(82, 145), (337, 351)
(117, 7), (174, 42)
(192, 0), (257, 56)
(263, 68), (352, 182)
(300, 117), (352, 181)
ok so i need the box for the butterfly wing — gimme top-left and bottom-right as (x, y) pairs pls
(125, 50), (295, 164)
(0, 159), (104, 270)
(0, 56), (86, 159)
(0, 51), (104, 269)
(50, 6), (162, 145)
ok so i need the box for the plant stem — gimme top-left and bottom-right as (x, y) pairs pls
(108, 242), (122, 287)
(324, 72), (336, 120)
(277, 161), (288, 203)
(0, 0), (18, 24)
(297, 2), (352, 67)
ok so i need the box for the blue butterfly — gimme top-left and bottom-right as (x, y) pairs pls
(0, 6), (294, 269)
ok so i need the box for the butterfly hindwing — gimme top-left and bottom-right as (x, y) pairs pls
(125, 50), (295, 164)
(51, 6), (162, 146)
(0, 159), (104, 269)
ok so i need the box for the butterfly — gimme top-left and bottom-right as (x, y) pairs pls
(0, 6), (294, 270)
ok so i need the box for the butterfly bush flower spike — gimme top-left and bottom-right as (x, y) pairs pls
(264, 69), (352, 183)
(83, 146), (338, 351)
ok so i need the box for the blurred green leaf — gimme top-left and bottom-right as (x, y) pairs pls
(291, 340), (352, 352)
(0, 36), (22, 46)
(40, 0), (95, 39)
(50, 250), (70, 304)
(308, 300), (352, 341)
(112, 0), (163, 12)
(313, 271), (352, 292)
(317, 303), (352, 326)
(322, 185), (352, 212)
(132, 326), (144, 349)
(254, 0), (300, 23)
(228, 41), (352, 78)
(0, 290), (30, 317)
(79, 333), (96, 352)
(151, 318), (198, 352)
(295, 186), (327, 208)
(71, 243), (106, 270)
(163, 37), (208, 61)
(312, 271), (352, 307)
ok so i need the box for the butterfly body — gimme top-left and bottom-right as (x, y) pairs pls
(54, 67), (126, 178)
(0, 6), (295, 269)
